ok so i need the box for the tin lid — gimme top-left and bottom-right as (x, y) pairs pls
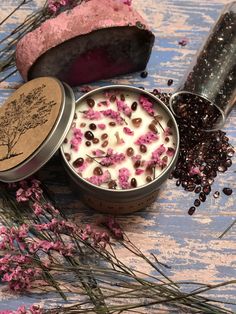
(0, 77), (75, 182)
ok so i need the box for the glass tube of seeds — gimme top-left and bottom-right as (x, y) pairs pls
(170, 1), (236, 131)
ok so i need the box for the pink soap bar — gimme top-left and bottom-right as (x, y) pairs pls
(16, 0), (155, 86)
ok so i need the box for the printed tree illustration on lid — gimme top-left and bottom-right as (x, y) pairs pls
(0, 84), (57, 161)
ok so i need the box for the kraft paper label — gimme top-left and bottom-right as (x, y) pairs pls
(0, 77), (63, 171)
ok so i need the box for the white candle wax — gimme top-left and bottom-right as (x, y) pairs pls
(62, 89), (177, 189)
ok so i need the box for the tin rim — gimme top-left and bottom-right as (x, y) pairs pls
(60, 84), (180, 194)
(0, 79), (75, 183)
(169, 91), (226, 131)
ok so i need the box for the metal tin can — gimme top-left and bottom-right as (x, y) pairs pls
(60, 85), (180, 214)
(0, 77), (75, 182)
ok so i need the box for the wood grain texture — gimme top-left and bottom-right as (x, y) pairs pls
(0, 0), (235, 312)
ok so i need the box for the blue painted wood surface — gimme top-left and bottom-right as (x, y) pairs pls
(0, 0), (235, 312)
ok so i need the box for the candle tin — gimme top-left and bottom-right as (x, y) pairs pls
(0, 79), (179, 214)
(60, 85), (180, 214)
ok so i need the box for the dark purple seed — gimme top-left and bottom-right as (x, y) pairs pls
(73, 158), (84, 168)
(146, 176), (152, 183)
(110, 95), (116, 102)
(152, 89), (159, 95)
(102, 140), (108, 148)
(101, 133), (108, 140)
(195, 188), (202, 197)
(93, 167), (103, 176)
(108, 180), (117, 189)
(227, 148), (234, 157)
(218, 165), (226, 172)
(132, 118), (142, 127)
(188, 206), (196, 216)
(120, 94), (125, 101)
(109, 122), (116, 127)
(213, 191), (220, 198)
(186, 184), (196, 192)
(225, 159), (232, 167)
(89, 123), (97, 130)
(140, 144), (147, 153)
(176, 179), (181, 186)
(134, 160), (141, 168)
(80, 123), (86, 128)
(64, 153), (71, 161)
(131, 178), (137, 188)
(199, 192), (206, 202)
(222, 187), (233, 196)
(165, 137), (170, 142)
(194, 199), (201, 207)
(203, 185), (211, 195)
(148, 123), (158, 133)
(182, 181), (188, 188)
(167, 119), (173, 128)
(140, 71), (148, 78)
(167, 79), (173, 86)
(86, 98), (95, 107)
(126, 147), (134, 157)
(85, 131), (94, 140)
(131, 102), (138, 111)
(93, 138), (99, 144)
(85, 141), (91, 147)
(63, 138), (68, 144)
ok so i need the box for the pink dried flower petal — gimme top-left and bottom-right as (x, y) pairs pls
(148, 144), (167, 167)
(189, 166), (201, 176)
(70, 128), (83, 152)
(98, 100), (110, 107)
(116, 100), (132, 117)
(135, 131), (159, 145)
(32, 202), (43, 216)
(166, 147), (175, 157)
(100, 149), (125, 166)
(164, 127), (172, 137)
(139, 95), (155, 116)
(77, 161), (88, 174)
(103, 217), (124, 240)
(87, 170), (111, 186)
(83, 108), (101, 120)
(131, 154), (141, 163)
(101, 109), (124, 125)
(123, 127), (134, 135)
(92, 149), (105, 157)
(98, 123), (106, 130)
(135, 168), (144, 175)
(118, 167), (130, 189)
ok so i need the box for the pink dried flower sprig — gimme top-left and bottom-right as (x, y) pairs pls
(139, 95), (155, 116)
(101, 109), (124, 125)
(102, 217), (124, 240)
(100, 148), (126, 166)
(70, 128), (83, 152)
(0, 254), (41, 292)
(81, 224), (110, 248)
(3, 304), (43, 314)
(123, 126), (134, 135)
(147, 144), (167, 168)
(87, 170), (111, 186)
(83, 108), (102, 120)
(16, 179), (42, 202)
(116, 100), (132, 117)
(118, 167), (130, 189)
(135, 131), (159, 145)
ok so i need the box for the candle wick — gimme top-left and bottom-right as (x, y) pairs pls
(86, 154), (103, 166)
